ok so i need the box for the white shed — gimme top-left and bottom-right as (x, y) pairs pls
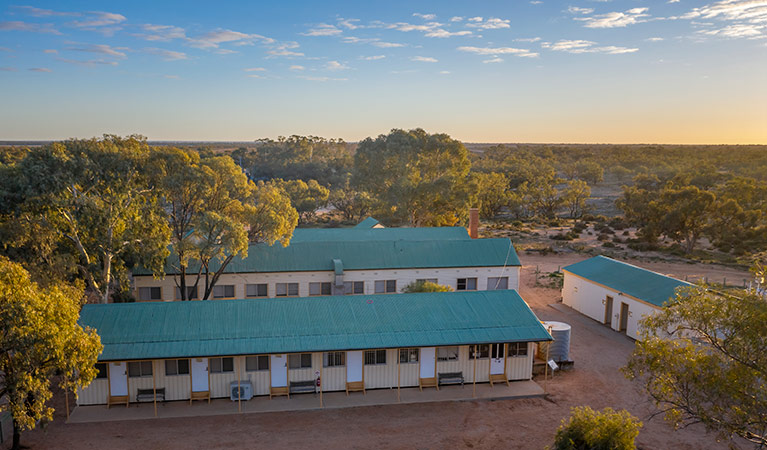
(561, 256), (692, 340)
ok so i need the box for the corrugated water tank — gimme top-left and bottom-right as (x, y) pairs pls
(543, 321), (571, 362)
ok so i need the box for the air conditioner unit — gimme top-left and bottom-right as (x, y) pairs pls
(230, 381), (253, 401)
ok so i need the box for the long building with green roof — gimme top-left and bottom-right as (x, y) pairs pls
(77, 290), (551, 406)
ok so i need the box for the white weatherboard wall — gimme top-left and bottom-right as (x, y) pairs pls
(77, 344), (535, 405)
(562, 272), (661, 341)
(132, 266), (521, 302)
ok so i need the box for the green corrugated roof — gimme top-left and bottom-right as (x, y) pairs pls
(563, 255), (692, 307)
(80, 290), (552, 361)
(354, 217), (381, 229)
(134, 236), (520, 276)
(289, 226), (469, 242)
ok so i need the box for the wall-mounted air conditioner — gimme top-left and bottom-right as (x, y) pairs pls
(230, 381), (253, 401)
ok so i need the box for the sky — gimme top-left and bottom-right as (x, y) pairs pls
(0, 0), (765, 144)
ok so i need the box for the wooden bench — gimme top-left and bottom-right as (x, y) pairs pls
(136, 388), (165, 403)
(270, 386), (289, 399)
(289, 380), (316, 395)
(345, 381), (365, 395)
(107, 395), (129, 408)
(438, 372), (465, 387)
(190, 390), (210, 404)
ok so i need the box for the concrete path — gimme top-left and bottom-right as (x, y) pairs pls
(68, 380), (544, 423)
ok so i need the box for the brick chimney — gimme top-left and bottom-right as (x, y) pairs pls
(469, 208), (479, 239)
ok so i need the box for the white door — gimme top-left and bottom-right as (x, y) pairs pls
(347, 351), (363, 382)
(191, 358), (209, 392)
(270, 355), (287, 388)
(109, 362), (128, 396)
(420, 347), (436, 378)
(490, 344), (505, 375)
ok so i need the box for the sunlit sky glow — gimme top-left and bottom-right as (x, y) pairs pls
(0, 0), (765, 144)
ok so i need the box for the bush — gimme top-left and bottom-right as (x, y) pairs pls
(608, 217), (629, 230)
(627, 242), (659, 252)
(602, 241), (616, 248)
(402, 280), (452, 293)
(597, 233), (611, 241)
(552, 406), (642, 450)
(622, 230), (630, 236)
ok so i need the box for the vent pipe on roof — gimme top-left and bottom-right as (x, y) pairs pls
(469, 208), (479, 239)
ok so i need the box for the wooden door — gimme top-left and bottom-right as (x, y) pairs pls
(619, 303), (629, 333)
(604, 296), (613, 326)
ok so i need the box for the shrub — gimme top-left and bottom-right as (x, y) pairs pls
(597, 233), (611, 242)
(628, 242), (659, 252)
(552, 406), (642, 450)
(622, 230), (630, 236)
(402, 280), (452, 293)
(608, 217), (629, 230)
(602, 241), (616, 248)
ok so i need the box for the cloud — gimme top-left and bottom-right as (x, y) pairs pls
(188, 29), (272, 49)
(215, 49), (237, 55)
(289, 65), (305, 70)
(388, 21), (443, 32)
(145, 47), (187, 61)
(325, 60), (350, 70)
(411, 56), (438, 62)
(439, 70), (451, 74)
(43, 48), (58, 53)
(244, 67), (267, 72)
(425, 29), (472, 38)
(646, 37), (665, 41)
(413, 13), (437, 20)
(29, 67), (52, 72)
(342, 36), (407, 48)
(66, 44), (128, 58)
(483, 57), (504, 63)
(298, 75), (348, 82)
(542, 39), (639, 54)
(337, 18), (359, 30)
(372, 41), (406, 48)
(0, 21), (60, 34)
(0, 46), (11, 52)
(514, 37), (542, 42)
(576, 7), (650, 28)
(568, 6), (594, 14)
(362, 55), (386, 60)
(164, 74), (179, 79)
(450, 16), (464, 22)
(699, 23), (766, 37)
(135, 24), (186, 41)
(682, 1), (767, 40)
(530, 1), (543, 4)
(0, 66), (17, 71)
(302, 24), (343, 36)
(465, 17), (511, 29)
(56, 58), (119, 66)
(71, 11), (126, 28)
(458, 45), (539, 57)
(14, 6), (79, 17)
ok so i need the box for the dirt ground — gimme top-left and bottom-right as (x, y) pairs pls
(19, 254), (748, 450)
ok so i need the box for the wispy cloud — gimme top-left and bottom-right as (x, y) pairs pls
(56, 58), (119, 66)
(646, 37), (665, 41)
(0, 21), (60, 34)
(70, 11), (126, 28)
(13, 6), (79, 17)
(576, 7), (650, 28)
(266, 41), (304, 57)
(145, 47), (187, 61)
(337, 18), (360, 30)
(43, 48), (57, 53)
(297, 75), (348, 82)
(29, 67), (52, 72)
(244, 67), (267, 72)
(568, 6), (594, 15)
(683, 0), (767, 40)
(66, 44), (128, 58)
(483, 57), (504, 63)
(135, 24), (186, 41)
(542, 39), (639, 54)
(325, 60), (350, 70)
(343, 37), (407, 48)
(411, 55), (438, 62)
(289, 65), (305, 71)
(361, 55), (386, 60)
(425, 29), (472, 38)
(413, 13), (437, 20)
(188, 29), (273, 49)
(465, 17), (511, 29)
(0, 66), (17, 71)
(458, 45), (539, 57)
(302, 24), (342, 36)
(450, 16), (464, 22)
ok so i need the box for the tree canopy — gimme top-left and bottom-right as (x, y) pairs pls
(0, 257), (102, 450)
(353, 128), (473, 226)
(624, 284), (767, 448)
(552, 406), (642, 450)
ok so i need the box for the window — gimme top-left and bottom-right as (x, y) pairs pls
(309, 282), (332, 296)
(289, 353), (312, 369)
(138, 287), (162, 301)
(246, 283), (268, 297)
(469, 344), (490, 359)
(128, 361), (153, 378)
(417, 278), (438, 284)
(276, 282), (299, 297)
(491, 343), (504, 359)
(212, 284), (235, 299)
(364, 349), (387, 365)
(437, 346), (459, 361)
(245, 355), (269, 372)
(374, 280), (397, 294)
(399, 348), (419, 363)
(165, 359), (190, 376)
(95, 363), (108, 379)
(210, 357), (234, 373)
(457, 278), (477, 291)
(323, 351), (345, 367)
(175, 286), (198, 300)
(343, 281), (364, 295)
(508, 342), (528, 357)
(488, 277), (508, 290)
